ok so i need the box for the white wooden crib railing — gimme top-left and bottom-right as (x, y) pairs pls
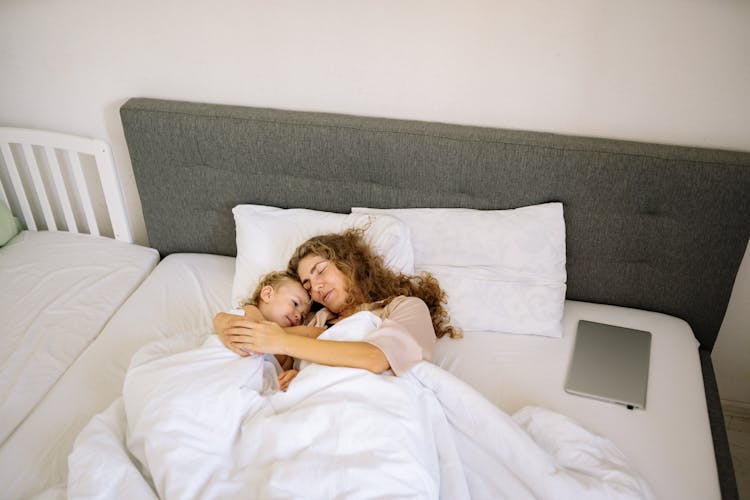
(0, 127), (132, 242)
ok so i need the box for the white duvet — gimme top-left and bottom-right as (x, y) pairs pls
(67, 312), (653, 499)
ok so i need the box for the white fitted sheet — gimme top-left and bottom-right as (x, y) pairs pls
(1, 253), (719, 499)
(0, 230), (158, 446)
(0, 253), (233, 499)
(434, 302), (719, 500)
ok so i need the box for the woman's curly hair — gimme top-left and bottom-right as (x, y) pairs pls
(287, 228), (461, 339)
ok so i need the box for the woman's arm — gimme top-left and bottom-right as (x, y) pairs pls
(275, 327), (326, 369)
(213, 305), (324, 338)
(224, 320), (390, 373)
(364, 297), (437, 375)
(214, 307), (326, 356)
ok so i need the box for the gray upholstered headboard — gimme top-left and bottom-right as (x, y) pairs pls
(120, 97), (750, 353)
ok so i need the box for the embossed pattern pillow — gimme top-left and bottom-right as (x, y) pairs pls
(352, 203), (566, 337)
(231, 205), (414, 308)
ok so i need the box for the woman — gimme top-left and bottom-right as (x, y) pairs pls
(215, 228), (460, 376)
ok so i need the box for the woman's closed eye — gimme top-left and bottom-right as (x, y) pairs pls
(312, 262), (326, 278)
(303, 261), (326, 289)
(299, 257), (331, 291)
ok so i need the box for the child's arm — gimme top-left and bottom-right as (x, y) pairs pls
(278, 369), (298, 391)
(278, 355), (295, 371)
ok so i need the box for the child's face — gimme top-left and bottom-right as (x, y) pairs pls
(259, 280), (312, 327)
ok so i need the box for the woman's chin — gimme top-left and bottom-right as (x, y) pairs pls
(325, 301), (343, 314)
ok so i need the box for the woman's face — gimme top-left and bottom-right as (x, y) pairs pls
(296, 254), (350, 314)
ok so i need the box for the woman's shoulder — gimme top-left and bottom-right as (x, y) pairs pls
(307, 307), (335, 327)
(381, 295), (429, 316)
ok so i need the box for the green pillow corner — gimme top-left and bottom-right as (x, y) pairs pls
(0, 201), (23, 246)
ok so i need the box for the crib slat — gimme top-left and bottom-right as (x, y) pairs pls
(67, 150), (99, 236)
(43, 146), (78, 233)
(22, 143), (57, 231)
(0, 165), (8, 207)
(0, 142), (36, 230)
(93, 142), (133, 242)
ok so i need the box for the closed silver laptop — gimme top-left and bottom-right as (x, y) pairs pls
(564, 320), (651, 410)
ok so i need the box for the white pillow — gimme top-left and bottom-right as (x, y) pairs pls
(231, 205), (414, 308)
(352, 203), (566, 337)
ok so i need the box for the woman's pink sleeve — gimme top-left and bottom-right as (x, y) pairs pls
(365, 296), (437, 376)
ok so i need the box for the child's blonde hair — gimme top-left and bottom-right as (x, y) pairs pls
(242, 271), (299, 307)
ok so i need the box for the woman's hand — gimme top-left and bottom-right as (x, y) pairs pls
(225, 320), (290, 355)
(214, 313), (249, 356)
(213, 306), (266, 356)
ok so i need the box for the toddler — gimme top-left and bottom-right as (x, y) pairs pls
(225, 271), (312, 390)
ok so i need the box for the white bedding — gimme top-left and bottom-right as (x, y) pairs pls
(2, 253), (719, 499)
(68, 311), (650, 499)
(433, 301), (719, 500)
(0, 230), (158, 445)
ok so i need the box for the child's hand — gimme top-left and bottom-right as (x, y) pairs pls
(278, 369), (298, 391)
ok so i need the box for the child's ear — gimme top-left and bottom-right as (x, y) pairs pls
(259, 285), (275, 304)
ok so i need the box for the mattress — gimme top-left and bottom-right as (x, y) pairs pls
(3, 253), (718, 499)
(0, 230), (158, 446)
(434, 302), (718, 500)
(0, 253), (231, 499)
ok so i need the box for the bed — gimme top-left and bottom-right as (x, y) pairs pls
(0, 128), (158, 480)
(5, 99), (748, 499)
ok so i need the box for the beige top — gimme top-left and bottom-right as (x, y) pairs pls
(307, 295), (436, 376)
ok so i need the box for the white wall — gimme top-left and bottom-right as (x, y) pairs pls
(1, 0), (748, 403)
